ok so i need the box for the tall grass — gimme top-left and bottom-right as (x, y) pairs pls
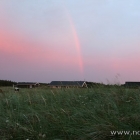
(0, 86), (140, 139)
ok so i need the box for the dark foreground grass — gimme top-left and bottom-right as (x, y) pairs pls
(0, 86), (140, 140)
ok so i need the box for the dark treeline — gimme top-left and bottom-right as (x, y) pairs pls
(86, 82), (105, 88)
(86, 82), (123, 88)
(0, 80), (124, 87)
(0, 80), (16, 86)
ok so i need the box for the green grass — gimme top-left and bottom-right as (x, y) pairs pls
(0, 86), (140, 139)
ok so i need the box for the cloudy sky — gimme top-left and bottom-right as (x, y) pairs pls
(0, 0), (140, 84)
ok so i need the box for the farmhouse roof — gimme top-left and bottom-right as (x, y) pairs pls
(16, 82), (39, 85)
(125, 81), (140, 83)
(125, 82), (140, 86)
(50, 81), (86, 86)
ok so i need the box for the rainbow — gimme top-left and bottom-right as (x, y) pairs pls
(66, 12), (84, 75)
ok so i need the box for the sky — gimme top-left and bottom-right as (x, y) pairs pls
(0, 0), (140, 84)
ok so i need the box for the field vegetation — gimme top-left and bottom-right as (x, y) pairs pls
(0, 86), (140, 140)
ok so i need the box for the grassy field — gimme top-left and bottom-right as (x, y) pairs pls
(0, 86), (140, 140)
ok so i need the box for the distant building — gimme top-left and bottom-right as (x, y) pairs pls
(49, 81), (88, 88)
(14, 82), (40, 88)
(125, 82), (140, 88)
